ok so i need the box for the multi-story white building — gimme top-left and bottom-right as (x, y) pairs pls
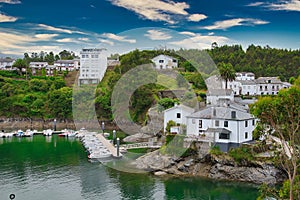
(255, 77), (290, 95)
(0, 58), (15, 70)
(79, 48), (107, 85)
(54, 60), (79, 71)
(186, 105), (256, 152)
(151, 54), (178, 70)
(163, 104), (195, 134)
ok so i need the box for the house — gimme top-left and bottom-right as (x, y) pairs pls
(79, 48), (107, 85)
(255, 77), (285, 95)
(206, 89), (234, 105)
(151, 54), (178, 70)
(186, 105), (256, 152)
(54, 60), (79, 71)
(0, 58), (15, 70)
(29, 62), (49, 75)
(163, 104), (195, 134)
(236, 72), (255, 81)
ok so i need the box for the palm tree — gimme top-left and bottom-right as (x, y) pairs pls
(218, 62), (236, 89)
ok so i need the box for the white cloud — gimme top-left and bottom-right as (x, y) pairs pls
(35, 34), (58, 40)
(202, 18), (269, 30)
(38, 24), (86, 34)
(102, 33), (136, 43)
(246, 2), (264, 7)
(0, 30), (60, 55)
(0, 13), (17, 22)
(170, 33), (229, 49)
(109, 0), (189, 24)
(187, 14), (207, 22)
(56, 38), (74, 43)
(268, 0), (300, 12)
(179, 31), (196, 37)
(78, 37), (90, 42)
(144, 30), (172, 40)
(0, 0), (21, 4)
(99, 39), (114, 46)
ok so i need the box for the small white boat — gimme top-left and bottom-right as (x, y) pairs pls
(59, 129), (77, 137)
(43, 129), (53, 136)
(4, 132), (14, 138)
(0, 132), (4, 138)
(16, 130), (24, 137)
(24, 129), (34, 137)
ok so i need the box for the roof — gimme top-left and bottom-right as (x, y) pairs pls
(54, 60), (77, 64)
(0, 58), (15, 62)
(187, 106), (254, 120)
(255, 77), (282, 84)
(239, 80), (256, 85)
(206, 128), (231, 134)
(30, 62), (48, 65)
(152, 54), (177, 61)
(207, 89), (233, 96)
(164, 104), (195, 114)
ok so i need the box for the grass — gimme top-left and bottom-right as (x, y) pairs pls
(127, 148), (153, 154)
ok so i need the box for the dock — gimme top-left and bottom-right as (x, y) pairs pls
(95, 133), (122, 158)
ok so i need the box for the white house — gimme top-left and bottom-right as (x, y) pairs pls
(151, 54), (178, 70)
(236, 72), (255, 81)
(29, 62), (49, 75)
(0, 58), (15, 70)
(186, 106), (256, 152)
(255, 77), (288, 95)
(163, 104), (195, 134)
(206, 89), (234, 105)
(54, 60), (79, 71)
(79, 48), (107, 85)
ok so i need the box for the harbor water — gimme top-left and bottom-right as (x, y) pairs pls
(0, 135), (259, 200)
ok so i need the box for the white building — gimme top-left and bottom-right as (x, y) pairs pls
(236, 72), (255, 81)
(206, 89), (234, 105)
(0, 58), (15, 70)
(54, 60), (79, 71)
(151, 54), (178, 70)
(163, 104), (195, 134)
(256, 77), (288, 95)
(186, 106), (256, 152)
(79, 48), (107, 85)
(29, 62), (49, 75)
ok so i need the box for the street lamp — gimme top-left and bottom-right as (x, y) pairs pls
(101, 122), (105, 132)
(54, 119), (57, 131)
(113, 130), (116, 145)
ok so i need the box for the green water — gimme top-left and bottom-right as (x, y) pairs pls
(0, 136), (259, 200)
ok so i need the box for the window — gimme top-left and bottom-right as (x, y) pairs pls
(176, 113), (181, 119)
(252, 119), (255, 126)
(159, 60), (164, 63)
(199, 120), (202, 128)
(219, 133), (230, 139)
(94, 55), (99, 58)
(231, 111), (236, 119)
(245, 132), (248, 139)
(82, 55), (85, 58)
(265, 86), (268, 91)
(224, 121), (228, 127)
(215, 120), (219, 127)
(260, 86), (263, 91)
(245, 120), (248, 127)
(172, 59), (177, 63)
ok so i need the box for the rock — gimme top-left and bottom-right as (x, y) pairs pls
(123, 133), (153, 143)
(154, 171), (167, 176)
(184, 159), (194, 167)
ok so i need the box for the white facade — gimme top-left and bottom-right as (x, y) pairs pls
(0, 58), (15, 70)
(29, 62), (48, 69)
(256, 77), (287, 95)
(151, 54), (178, 70)
(235, 72), (255, 81)
(79, 48), (107, 85)
(186, 106), (256, 151)
(206, 89), (234, 105)
(54, 60), (79, 71)
(163, 104), (195, 133)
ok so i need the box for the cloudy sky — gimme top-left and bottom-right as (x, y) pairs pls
(0, 0), (299, 56)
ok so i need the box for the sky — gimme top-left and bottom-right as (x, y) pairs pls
(0, 0), (299, 57)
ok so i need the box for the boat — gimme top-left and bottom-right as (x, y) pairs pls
(43, 129), (53, 136)
(4, 132), (14, 138)
(0, 132), (4, 138)
(24, 129), (34, 137)
(58, 129), (77, 137)
(15, 130), (24, 137)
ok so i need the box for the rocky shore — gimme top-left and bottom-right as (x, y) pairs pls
(133, 150), (286, 185)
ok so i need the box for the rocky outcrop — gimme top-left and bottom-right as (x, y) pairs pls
(133, 150), (286, 185)
(123, 133), (153, 143)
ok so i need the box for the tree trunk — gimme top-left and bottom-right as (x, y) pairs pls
(225, 80), (228, 89)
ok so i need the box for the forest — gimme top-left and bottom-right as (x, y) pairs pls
(0, 44), (299, 124)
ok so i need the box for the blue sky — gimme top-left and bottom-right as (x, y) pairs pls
(0, 0), (299, 57)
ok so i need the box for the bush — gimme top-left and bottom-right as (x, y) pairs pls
(210, 145), (223, 155)
(229, 147), (254, 163)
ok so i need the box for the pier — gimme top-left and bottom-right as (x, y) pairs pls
(95, 133), (122, 158)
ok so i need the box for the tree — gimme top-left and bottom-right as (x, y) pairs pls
(251, 85), (300, 200)
(12, 58), (28, 75)
(218, 62), (236, 89)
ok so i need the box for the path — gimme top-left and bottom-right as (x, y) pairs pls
(95, 133), (122, 158)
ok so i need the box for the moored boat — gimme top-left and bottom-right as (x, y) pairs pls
(15, 130), (24, 137)
(43, 129), (53, 136)
(24, 129), (34, 137)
